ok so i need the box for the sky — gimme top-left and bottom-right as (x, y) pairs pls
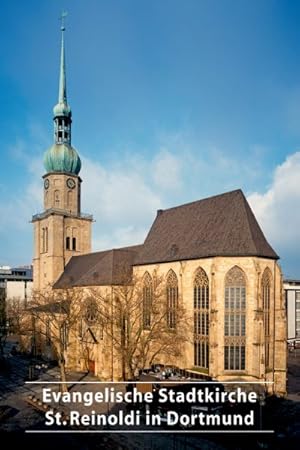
(0, 0), (299, 278)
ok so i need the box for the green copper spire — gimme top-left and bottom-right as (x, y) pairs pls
(44, 12), (81, 176)
(59, 12), (67, 105)
(53, 12), (71, 122)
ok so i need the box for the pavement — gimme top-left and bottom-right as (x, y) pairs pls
(0, 338), (225, 449)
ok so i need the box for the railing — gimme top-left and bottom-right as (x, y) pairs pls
(288, 337), (300, 350)
(32, 208), (93, 221)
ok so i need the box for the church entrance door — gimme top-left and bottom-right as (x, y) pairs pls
(88, 359), (95, 374)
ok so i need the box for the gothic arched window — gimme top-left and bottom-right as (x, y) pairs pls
(143, 272), (152, 329)
(224, 266), (246, 371)
(166, 270), (178, 329)
(194, 268), (209, 369)
(262, 268), (272, 368)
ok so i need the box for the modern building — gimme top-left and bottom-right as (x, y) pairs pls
(0, 266), (33, 307)
(31, 23), (287, 395)
(284, 279), (300, 341)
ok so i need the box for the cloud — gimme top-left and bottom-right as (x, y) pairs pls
(81, 157), (162, 250)
(2, 121), (299, 278)
(0, 176), (42, 232)
(248, 151), (300, 276)
(0, 151), (43, 233)
(152, 149), (182, 191)
(93, 226), (149, 252)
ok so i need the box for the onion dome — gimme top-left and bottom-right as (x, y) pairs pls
(44, 143), (81, 175)
(53, 102), (71, 118)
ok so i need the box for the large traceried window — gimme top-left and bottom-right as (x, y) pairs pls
(262, 268), (272, 368)
(166, 270), (178, 329)
(194, 268), (209, 369)
(142, 272), (152, 329)
(224, 266), (246, 371)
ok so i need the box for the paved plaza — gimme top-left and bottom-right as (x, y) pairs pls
(0, 338), (300, 449)
(0, 339), (224, 449)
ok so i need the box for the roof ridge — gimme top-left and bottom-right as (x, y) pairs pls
(158, 189), (242, 214)
(113, 245), (142, 252)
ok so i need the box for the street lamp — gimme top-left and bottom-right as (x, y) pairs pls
(259, 393), (266, 431)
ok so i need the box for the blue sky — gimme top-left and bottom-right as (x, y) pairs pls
(0, 0), (299, 277)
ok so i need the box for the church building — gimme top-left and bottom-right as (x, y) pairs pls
(32, 24), (287, 395)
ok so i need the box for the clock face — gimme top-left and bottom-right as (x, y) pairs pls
(66, 178), (76, 189)
(44, 179), (49, 189)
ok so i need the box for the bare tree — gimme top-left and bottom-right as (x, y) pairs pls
(19, 270), (191, 385)
(29, 287), (85, 391)
(6, 297), (26, 341)
(90, 271), (191, 380)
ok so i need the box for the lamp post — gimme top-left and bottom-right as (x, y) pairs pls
(259, 393), (266, 431)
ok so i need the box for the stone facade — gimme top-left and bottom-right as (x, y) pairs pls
(32, 214), (92, 291)
(43, 172), (81, 214)
(56, 256), (286, 396)
(32, 171), (92, 291)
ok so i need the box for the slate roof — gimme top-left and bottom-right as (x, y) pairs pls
(53, 189), (278, 289)
(134, 189), (278, 265)
(54, 245), (142, 289)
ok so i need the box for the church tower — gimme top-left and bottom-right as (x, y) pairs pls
(32, 18), (93, 291)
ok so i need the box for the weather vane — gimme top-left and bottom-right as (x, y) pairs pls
(60, 10), (68, 31)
